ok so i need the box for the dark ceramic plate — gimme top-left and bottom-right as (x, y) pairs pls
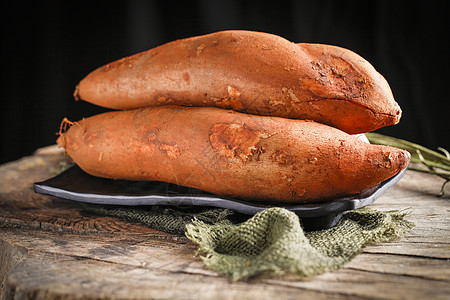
(34, 161), (408, 230)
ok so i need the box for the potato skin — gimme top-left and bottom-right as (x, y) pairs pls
(57, 106), (409, 203)
(75, 30), (401, 134)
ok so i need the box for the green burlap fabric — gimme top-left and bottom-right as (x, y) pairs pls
(82, 204), (413, 281)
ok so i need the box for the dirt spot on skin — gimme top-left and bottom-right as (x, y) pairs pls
(156, 96), (174, 104)
(182, 72), (190, 84)
(143, 129), (180, 159)
(282, 87), (300, 103)
(144, 129), (159, 142)
(306, 56), (367, 100)
(271, 150), (295, 165)
(214, 98), (243, 110)
(212, 86), (243, 110)
(227, 86), (240, 100)
(111, 55), (136, 70)
(83, 132), (97, 149)
(209, 123), (267, 161)
(159, 144), (181, 159)
(289, 188), (306, 201)
(308, 157), (318, 164)
(196, 44), (206, 56)
(377, 150), (402, 169)
(269, 98), (287, 107)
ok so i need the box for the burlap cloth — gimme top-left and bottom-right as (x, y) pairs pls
(82, 204), (413, 281)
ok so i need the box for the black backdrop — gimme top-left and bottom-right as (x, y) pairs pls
(1, 0), (449, 165)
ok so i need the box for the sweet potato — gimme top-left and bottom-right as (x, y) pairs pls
(57, 106), (409, 203)
(74, 30), (401, 134)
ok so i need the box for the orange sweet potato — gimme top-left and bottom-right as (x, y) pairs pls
(74, 30), (401, 134)
(57, 106), (409, 203)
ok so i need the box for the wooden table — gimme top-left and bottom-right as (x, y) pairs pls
(1, 145), (449, 300)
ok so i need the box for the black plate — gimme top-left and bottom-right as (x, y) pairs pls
(34, 162), (408, 230)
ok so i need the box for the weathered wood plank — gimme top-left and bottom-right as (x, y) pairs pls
(3, 226), (449, 283)
(6, 251), (349, 300)
(363, 242), (450, 259)
(0, 228), (199, 274)
(264, 269), (450, 300)
(345, 252), (450, 281)
(0, 239), (28, 300)
(2, 223), (449, 300)
(6, 237), (449, 300)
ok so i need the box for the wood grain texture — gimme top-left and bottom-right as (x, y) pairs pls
(1, 145), (449, 300)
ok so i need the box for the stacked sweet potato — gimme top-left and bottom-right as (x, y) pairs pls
(58, 30), (409, 203)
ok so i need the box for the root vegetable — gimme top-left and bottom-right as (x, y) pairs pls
(57, 106), (409, 203)
(74, 30), (401, 134)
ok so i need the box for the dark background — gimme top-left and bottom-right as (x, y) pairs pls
(1, 0), (449, 165)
